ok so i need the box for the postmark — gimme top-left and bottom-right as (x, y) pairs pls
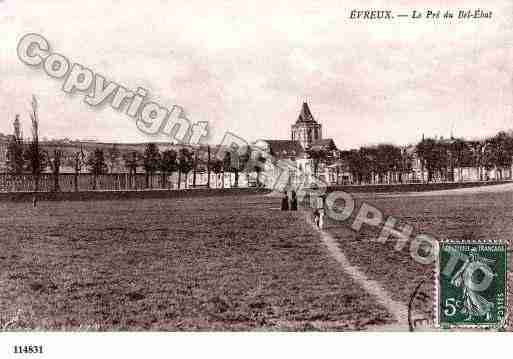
(436, 241), (507, 329)
(408, 279), (434, 331)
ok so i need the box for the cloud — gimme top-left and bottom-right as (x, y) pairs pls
(0, 0), (511, 149)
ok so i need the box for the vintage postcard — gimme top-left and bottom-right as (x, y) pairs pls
(0, 0), (512, 357)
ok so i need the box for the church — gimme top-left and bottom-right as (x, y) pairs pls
(254, 102), (340, 185)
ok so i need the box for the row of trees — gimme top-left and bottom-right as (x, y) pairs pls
(85, 143), (267, 190)
(416, 132), (513, 182)
(340, 131), (513, 184)
(10, 96), (513, 189)
(5, 100), (266, 191)
(6, 140), (262, 191)
(341, 144), (409, 184)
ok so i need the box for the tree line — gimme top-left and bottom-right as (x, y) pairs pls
(6, 139), (266, 191)
(7, 96), (513, 189)
(4, 100), (265, 191)
(341, 131), (513, 184)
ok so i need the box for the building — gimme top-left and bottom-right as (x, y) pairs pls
(254, 102), (340, 186)
(291, 102), (322, 148)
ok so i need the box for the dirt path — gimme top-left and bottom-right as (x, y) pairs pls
(303, 211), (418, 330)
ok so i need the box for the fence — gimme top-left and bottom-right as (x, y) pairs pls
(0, 172), (259, 192)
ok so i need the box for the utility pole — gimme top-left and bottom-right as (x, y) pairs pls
(207, 145), (211, 188)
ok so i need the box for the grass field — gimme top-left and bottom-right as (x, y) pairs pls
(0, 194), (390, 330)
(1, 185), (512, 331)
(325, 184), (513, 329)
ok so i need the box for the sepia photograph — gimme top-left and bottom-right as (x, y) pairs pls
(0, 0), (512, 357)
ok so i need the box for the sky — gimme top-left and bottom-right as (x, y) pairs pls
(0, 0), (512, 149)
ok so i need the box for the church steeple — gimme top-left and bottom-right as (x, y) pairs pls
(296, 102), (316, 123)
(291, 102), (322, 149)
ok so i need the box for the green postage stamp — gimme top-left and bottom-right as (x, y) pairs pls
(437, 242), (507, 329)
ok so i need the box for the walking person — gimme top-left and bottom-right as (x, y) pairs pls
(281, 190), (289, 211)
(290, 190), (298, 211)
(313, 193), (326, 229)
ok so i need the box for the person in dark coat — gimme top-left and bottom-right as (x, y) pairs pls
(281, 190), (289, 211)
(281, 190), (290, 211)
(290, 190), (298, 211)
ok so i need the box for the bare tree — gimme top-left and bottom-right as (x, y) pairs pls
(6, 114), (25, 175)
(24, 96), (46, 191)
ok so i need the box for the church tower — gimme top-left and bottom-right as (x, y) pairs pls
(291, 102), (322, 149)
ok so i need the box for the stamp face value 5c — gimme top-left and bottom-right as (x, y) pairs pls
(437, 242), (507, 328)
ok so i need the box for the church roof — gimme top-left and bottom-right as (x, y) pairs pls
(310, 138), (337, 151)
(296, 102), (317, 124)
(258, 140), (305, 159)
